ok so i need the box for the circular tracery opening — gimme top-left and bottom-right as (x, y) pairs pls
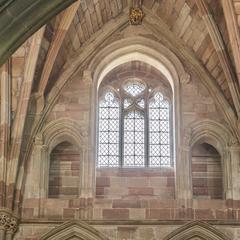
(123, 80), (146, 96)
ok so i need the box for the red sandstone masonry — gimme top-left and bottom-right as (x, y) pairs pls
(146, 209), (172, 219)
(96, 168), (175, 199)
(96, 177), (110, 187)
(128, 187), (154, 196)
(174, 208), (193, 219)
(112, 199), (141, 208)
(102, 209), (129, 220)
(194, 209), (215, 220)
(63, 208), (76, 218)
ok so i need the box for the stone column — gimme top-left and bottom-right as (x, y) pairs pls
(175, 146), (192, 200)
(0, 208), (18, 240)
(0, 228), (5, 239)
(79, 70), (94, 219)
(0, 61), (11, 207)
(24, 139), (48, 217)
(81, 70), (94, 199)
(227, 144), (240, 200)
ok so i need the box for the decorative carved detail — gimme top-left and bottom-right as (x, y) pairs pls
(180, 72), (191, 84)
(0, 209), (18, 233)
(164, 221), (230, 240)
(129, 7), (144, 25)
(40, 220), (108, 240)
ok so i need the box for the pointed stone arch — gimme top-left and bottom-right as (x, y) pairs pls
(24, 118), (92, 203)
(183, 119), (236, 156)
(181, 119), (238, 199)
(163, 221), (230, 240)
(37, 117), (87, 153)
(40, 221), (109, 240)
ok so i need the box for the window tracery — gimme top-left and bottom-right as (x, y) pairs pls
(97, 80), (172, 168)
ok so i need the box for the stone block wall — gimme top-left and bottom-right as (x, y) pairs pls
(192, 143), (223, 199)
(48, 141), (80, 198)
(96, 168), (175, 199)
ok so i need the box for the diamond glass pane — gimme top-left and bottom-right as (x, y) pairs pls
(149, 92), (171, 167)
(98, 92), (120, 167)
(124, 111), (145, 167)
(124, 81), (145, 96)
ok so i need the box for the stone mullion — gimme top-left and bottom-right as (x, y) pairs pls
(6, 27), (45, 210)
(0, 60), (11, 207)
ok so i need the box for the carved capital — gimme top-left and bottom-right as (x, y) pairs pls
(0, 209), (18, 234)
(229, 142), (240, 151)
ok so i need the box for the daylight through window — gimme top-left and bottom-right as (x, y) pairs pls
(98, 80), (172, 168)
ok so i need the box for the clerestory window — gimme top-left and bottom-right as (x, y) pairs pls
(97, 80), (172, 168)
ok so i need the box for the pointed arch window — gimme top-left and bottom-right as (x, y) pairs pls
(97, 80), (172, 168)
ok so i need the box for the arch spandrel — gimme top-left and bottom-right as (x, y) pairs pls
(39, 221), (109, 240)
(163, 221), (230, 240)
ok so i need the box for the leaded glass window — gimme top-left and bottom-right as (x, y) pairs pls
(97, 81), (172, 168)
(149, 92), (171, 167)
(124, 111), (145, 167)
(98, 92), (120, 167)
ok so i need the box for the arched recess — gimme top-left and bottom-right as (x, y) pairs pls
(48, 141), (81, 198)
(39, 221), (108, 240)
(191, 143), (223, 199)
(87, 36), (190, 198)
(163, 221), (230, 240)
(25, 118), (91, 202)
(183, 119), (237, 199)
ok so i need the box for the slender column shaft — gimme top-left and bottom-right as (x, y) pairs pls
(0, 60), (11, 207)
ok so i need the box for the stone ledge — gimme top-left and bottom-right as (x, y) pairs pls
(20, 219), (240, 226)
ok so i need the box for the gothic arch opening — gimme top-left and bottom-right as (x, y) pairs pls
(48, 141), (81, 198)
(191, 142), (223, 199)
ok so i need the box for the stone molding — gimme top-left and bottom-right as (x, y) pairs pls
(163, 221), (230, 240)
(0, 208), (18, 233)
(30, 118), (94, 201)
(87, 36), (190, 88)
(39, 220), (108, 240)
(36, 117), (87, 152)
(20, 218), (240, 225)
(181, 119), (239, 199)
(183, 119), (237, 153)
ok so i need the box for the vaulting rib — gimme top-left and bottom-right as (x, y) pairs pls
(38, 1), (81, 96)
(221, 0), (240, 87)
(6, 27), (45, 209)
(0, 0), (77, 67)
(196, 0), (240, 118)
